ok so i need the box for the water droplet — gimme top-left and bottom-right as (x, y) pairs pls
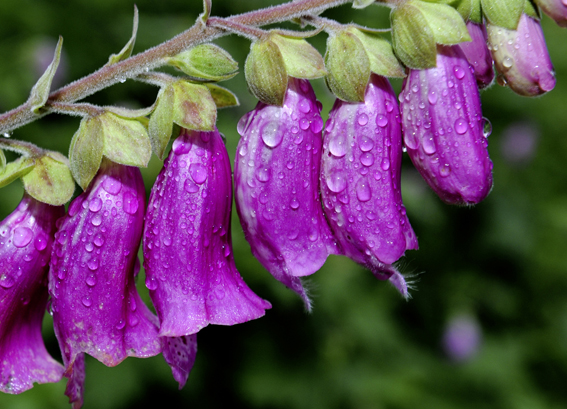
(502, 56), (513, 69)
(404, 133), (418, 150)
(299, 118), (310, 130)
(356, 178), (372, 202)
(299, 99), (311, 113)
(381, 158), (391, 171)
(102, 177), (122, 195)
(422, 136), (436, 154)
(34, 233), (47, 251)
(325, 171), (347, 193)
(261, 121), (283, 147)
(85, 242), (94, 252)
(146, 276), (158, 290)
(128, 316), (139, 326)
(440, 164), (451, 177)
(88, 259), (99, 270)
(163, 236), (172, 246)
(89, 197), (102, 212)
(428, 91), (438, 105)
(91, 214), (102, 226)
(376, 115), (388, 128)
(123, 192), (139, 215)
(86, 275), (97, 287)
(482, 117), (492, 138)
(215, 288), (226, 300)
(238, 144), (248, 157)
(310, 116), (323, 133)
(329, 135), (347, 158)
(13, 227), (33, 248)
(360, 152), (374, 167)
(94, 234), (104, 247)
(189, 163), (207, 184)
(0, 275), (15, 289)
(357, 113), (369, 126)
(255, 167), (270, 182)
(116, 320), (126, 330)
(290, 198), (299, 209)
(308, 230), (318, 242)
(358, 135), (374, 152)
(454, 118), (468, 135)
(453, 65), (465, 79)
(237, 113), (251, 135)
(82, 296), (92, 307)
(184, 179), (199, 193)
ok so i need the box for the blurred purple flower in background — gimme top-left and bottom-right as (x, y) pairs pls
(500, 122), (539, 166)
(442, 314), (482, 362)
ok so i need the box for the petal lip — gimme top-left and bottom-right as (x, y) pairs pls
(234, 78), (336, 308)
(144, 128), (270, 337)
(401, 45), (493, 205)
(0, 194), (65, 394)
(49, 159), (162, 373)
(321, 74), (418, 272)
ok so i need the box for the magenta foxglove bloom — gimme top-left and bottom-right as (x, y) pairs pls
(320, 74), (418, 296)
(487, 14), (556, 96)
(144, 128), (271, 337)
(400, 45), (493, 205)
(459, 21), (494, 89)
(535, 0), (567, 27)
(0, 194), (64, 394)
(234, 78), (338, 309)
(50, 159), (197, 406)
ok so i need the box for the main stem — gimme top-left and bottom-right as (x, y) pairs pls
(0, 0), (350, 134)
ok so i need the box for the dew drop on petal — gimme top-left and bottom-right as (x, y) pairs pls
(423, 136), (436, 155)
(329, 136), (347, 158)
(299, 99), (311, 113)
(360, 152), (375, 167)
(358, 135), (374, 152)
(123, 192), (139, 215)
(88, 259), (99, 271)
(172, 137), (192, 154)
(453, 65), (465, 79)
(356, 178), (372, 202)
(454, 118), (468, 135)
(13, 227), (33, 248)
(91, 214), (102, 226)
(310, 116), (323, 133)
(376, 114), (388, 127)
(0, 275), (15, 289)
(325, 171), (347, 193)
(34, 233), (48, 251)
(89, 197), (102, 212)
(146, 276), (158, 290)
(428, 91), (438, 105)
(184, 179), (199, 193)
(290, 198), (300, 210)
(440, 164), (451, 177)
(261, 121), (283, 147)
(189, 163), (208, 184)
(255, 167), (270, 182)
(381, 158), (391, 171)
(94, 234), (104, 247)
(102, 177), (122, 195)
(482, 117), (492, 138)
(358, 113), (369, 126)
(299, 118), (310, 130)
(82, 296), (92, 307)
(86, 275), (97, 287)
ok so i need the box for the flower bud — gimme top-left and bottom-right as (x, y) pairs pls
(487, 14), (556, 96)
(49, 159), (162, 373)
(234, 78), (338, 310)
(534, 0), (567, 27)
(400, 46), (493, 205)
(320, 74), (418, 295)
(458, 22), (495, 89)
(144, 129), (271, 336)
(0, 194), (64, 394)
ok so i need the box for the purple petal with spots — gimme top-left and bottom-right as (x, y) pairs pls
(320, 74), (417, 296)
(459, 22), (494, 89)
(234, 78), (338, 310)
(400, 45), (493, 205)
(49, 159), (162, 374)
(144, 129), (271, 337)
(0, 194), (64, 394)
(161, 334), (197, 389)
(64, 352), (85, 409)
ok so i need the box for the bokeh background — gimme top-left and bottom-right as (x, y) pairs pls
(1, 1), (567, 408)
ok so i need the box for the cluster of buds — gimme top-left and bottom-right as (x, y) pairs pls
(0, 0), (564, 405)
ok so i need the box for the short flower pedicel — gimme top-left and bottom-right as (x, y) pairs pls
(400, 46), (493, 205)
(321, 74), (418, 295)
(235, 78), (337, 309)
(144, 129), (271, 337)
(0, 195), (64, 394)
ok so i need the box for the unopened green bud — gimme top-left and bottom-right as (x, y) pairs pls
(168, 44), (238, 82)
(269, 34), (327, 79)
(245, 39), (288, 105)
(69, 116), (104, 190)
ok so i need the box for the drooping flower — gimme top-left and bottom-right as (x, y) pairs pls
(320, 74), (418, 296)
(234, 77), (338, 310)
(487, 14), (556, 96)
(144, 128), (271, 337)
(400, 45), (493, 205)
(459, 21), (494, 89)
(49, 158), (197, 406)
(0, 194), (64, 394)
(535, 0), (567, 28)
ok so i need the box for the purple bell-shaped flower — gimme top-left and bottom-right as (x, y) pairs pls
(459, 21), (495, 89)
(234, 78), (338, 310)
(320, 74), (418, 296)
(0, 194), (64, 394)
(144, 128), (271, 337)
(400, 46), (494, 205)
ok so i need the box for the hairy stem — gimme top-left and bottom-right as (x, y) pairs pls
(0, 0), (350, 134)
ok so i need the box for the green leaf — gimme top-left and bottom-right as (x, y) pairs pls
(481, 0), (524, 29)
(270, 34), (327, 79)
(325, 31), (370, 102)
(172, 81), (217, 131)
(352, 0), (377, 8)
(414, 1), (471, 45)
(205, 84), (240, 108)
(0, 149), (5, 172)
(22, 154), (75, 205)
(107, 6), (139, 65)
(168, 44), (238, 82)
(99, 113), (152, 168)
(148, 86), (175, 160)
(69, 117), (104, 190)
(0, 157), (35, 188)
(28, 36), (63, 113)
(245, 39), (288, 106)
(470, 0), (482, 23)
(349, 28), (406, 78)
(391, 4), (437, 69)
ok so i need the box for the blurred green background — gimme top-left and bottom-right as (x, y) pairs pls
(2, 1), (567, 408)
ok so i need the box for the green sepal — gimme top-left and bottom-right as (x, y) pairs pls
(391, 4), (437, 68)
(107, 6), (138, 65)
(99, 113), (152, 168)
(205, 83), (240, 108)
(469, 0), (482, 23)
(524, 1), (539, 19)
(168, 44), (238, 82)
(422, 0), (473, 20)
(325, 30), (370, 102)
(105, 105), (155, 119)
(28, 36), (63, 113)
(148, 86), (175, 160)
(0, 157), (35, 188)
(0, 149), (5, 172)
(353, 0), (377, 8)
(481, 0), (524, 29)
(245, 39), (288, 106)
(269, 34), (327, 79)
(172, 81), (217, 131)
(414, 1), (471, 45)
(349, 28), (406, 78)
(22, 153), (75, 206)
(69, 117), (104, 190)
